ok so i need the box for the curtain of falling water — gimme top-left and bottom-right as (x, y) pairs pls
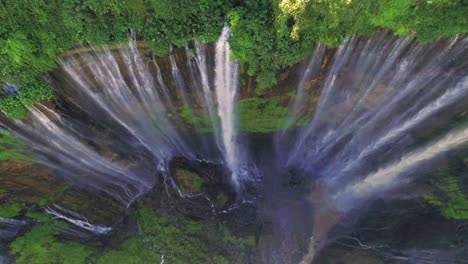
(0, 27), (245, 205)
(214, 26), (243, 189)
(282, 32), (467, 192)
(0, 29), (466, 260)
(280, 33), (468, 262)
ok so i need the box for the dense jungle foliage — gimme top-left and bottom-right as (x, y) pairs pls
(0, 0), (466, 118)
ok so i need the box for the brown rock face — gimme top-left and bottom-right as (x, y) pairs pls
(0, 161), (65, 205)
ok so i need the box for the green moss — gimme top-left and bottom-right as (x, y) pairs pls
(238, 96), (290, 133)
(239, 236), (256, 250)
(25, 211), (51, 222)
(97, 237), (162, 264)
(0, 203), (22, 218)
(0, 132), (32, 161)
(96, 207), (255, 263)
(0, 149), (30, 161)
(178, 99), (305, 133)
(443, 196), (468, 219)
(425, 169), (468, 220)
(177, 106), (214, 133)
(10, 223), (94, 264)
(133, 207), (229, 264)
(174, 169), (205, 193)
(215, 193), (229, 208)
(220, 224), (256, 252)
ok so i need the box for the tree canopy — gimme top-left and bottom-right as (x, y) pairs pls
(0, 0), (466, 118)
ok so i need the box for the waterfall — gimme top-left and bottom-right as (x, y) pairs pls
(334, 126), (468, 212)
(214, 26), (242, 189)
(288, 45), (325, 120)
(194, 41), (220, 141)
(0, 26), (466, 261)
(45, 204), (111, 234)
(284, 33), (467, 183)
(0, 27), (247, 205)
(0, 217), (27, 240)
(0, 41), (199, 205)
(283, 33), (467, 262)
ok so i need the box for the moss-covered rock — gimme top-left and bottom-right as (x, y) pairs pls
(51, 188), (125, 226)
(0, 132), (32, 162)
(168, 158), (236, 212)
(0, 203), (22, 218)
(9, 223), (94, 264)
(425, 174), (468, 220)
(177, 106), (214, 133)
(125, 207), (231, 264)
(423, 150), (468, 220)
(174, 168), (205, 193)
(237, 96), (290, 133)
(24, 210), (51, 222)
(97, 237), (162, 264)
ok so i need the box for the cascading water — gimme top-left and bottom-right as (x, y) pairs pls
(214, 26), (243, 189)
(0, 27), (245, 206)
(275, 32), (468, 262)
(334, 126), (468, 211)
(284, 45), (326, 129)
(0, 27), (466, 263)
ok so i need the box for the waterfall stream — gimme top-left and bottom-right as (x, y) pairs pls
(0, 27), (246, 204)
(214, 26), (243, 189)
(0, 29), (466, 262)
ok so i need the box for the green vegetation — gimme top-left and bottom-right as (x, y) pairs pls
(0, 131), (31, 161)
(98, 207), (229, 264)
(25, 210), (52, 222)
(425, 174), (468, 220)
(229, 0), (372, 89)
(1, 0), (466, 118)
(371, 0), (467, 42)
(424, 152), (468, 220)
(0, 203), (22, 218)
(174, 168), (205, 193)
(144, 0), (228, 55)
(97, 207), (256, 263)
(229, 0), (467, 89)
(177, 106), (214, 132)
(2, 194), (255, 263)
(238, 96), (290, 133)
(219, 224), (257, 254)
(8, 206), (96, 263)
(97, 237), (163, 264)
(10, 223), (95, 264)
(0, 81), (53, 120)
(0, 0), (227, 118)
